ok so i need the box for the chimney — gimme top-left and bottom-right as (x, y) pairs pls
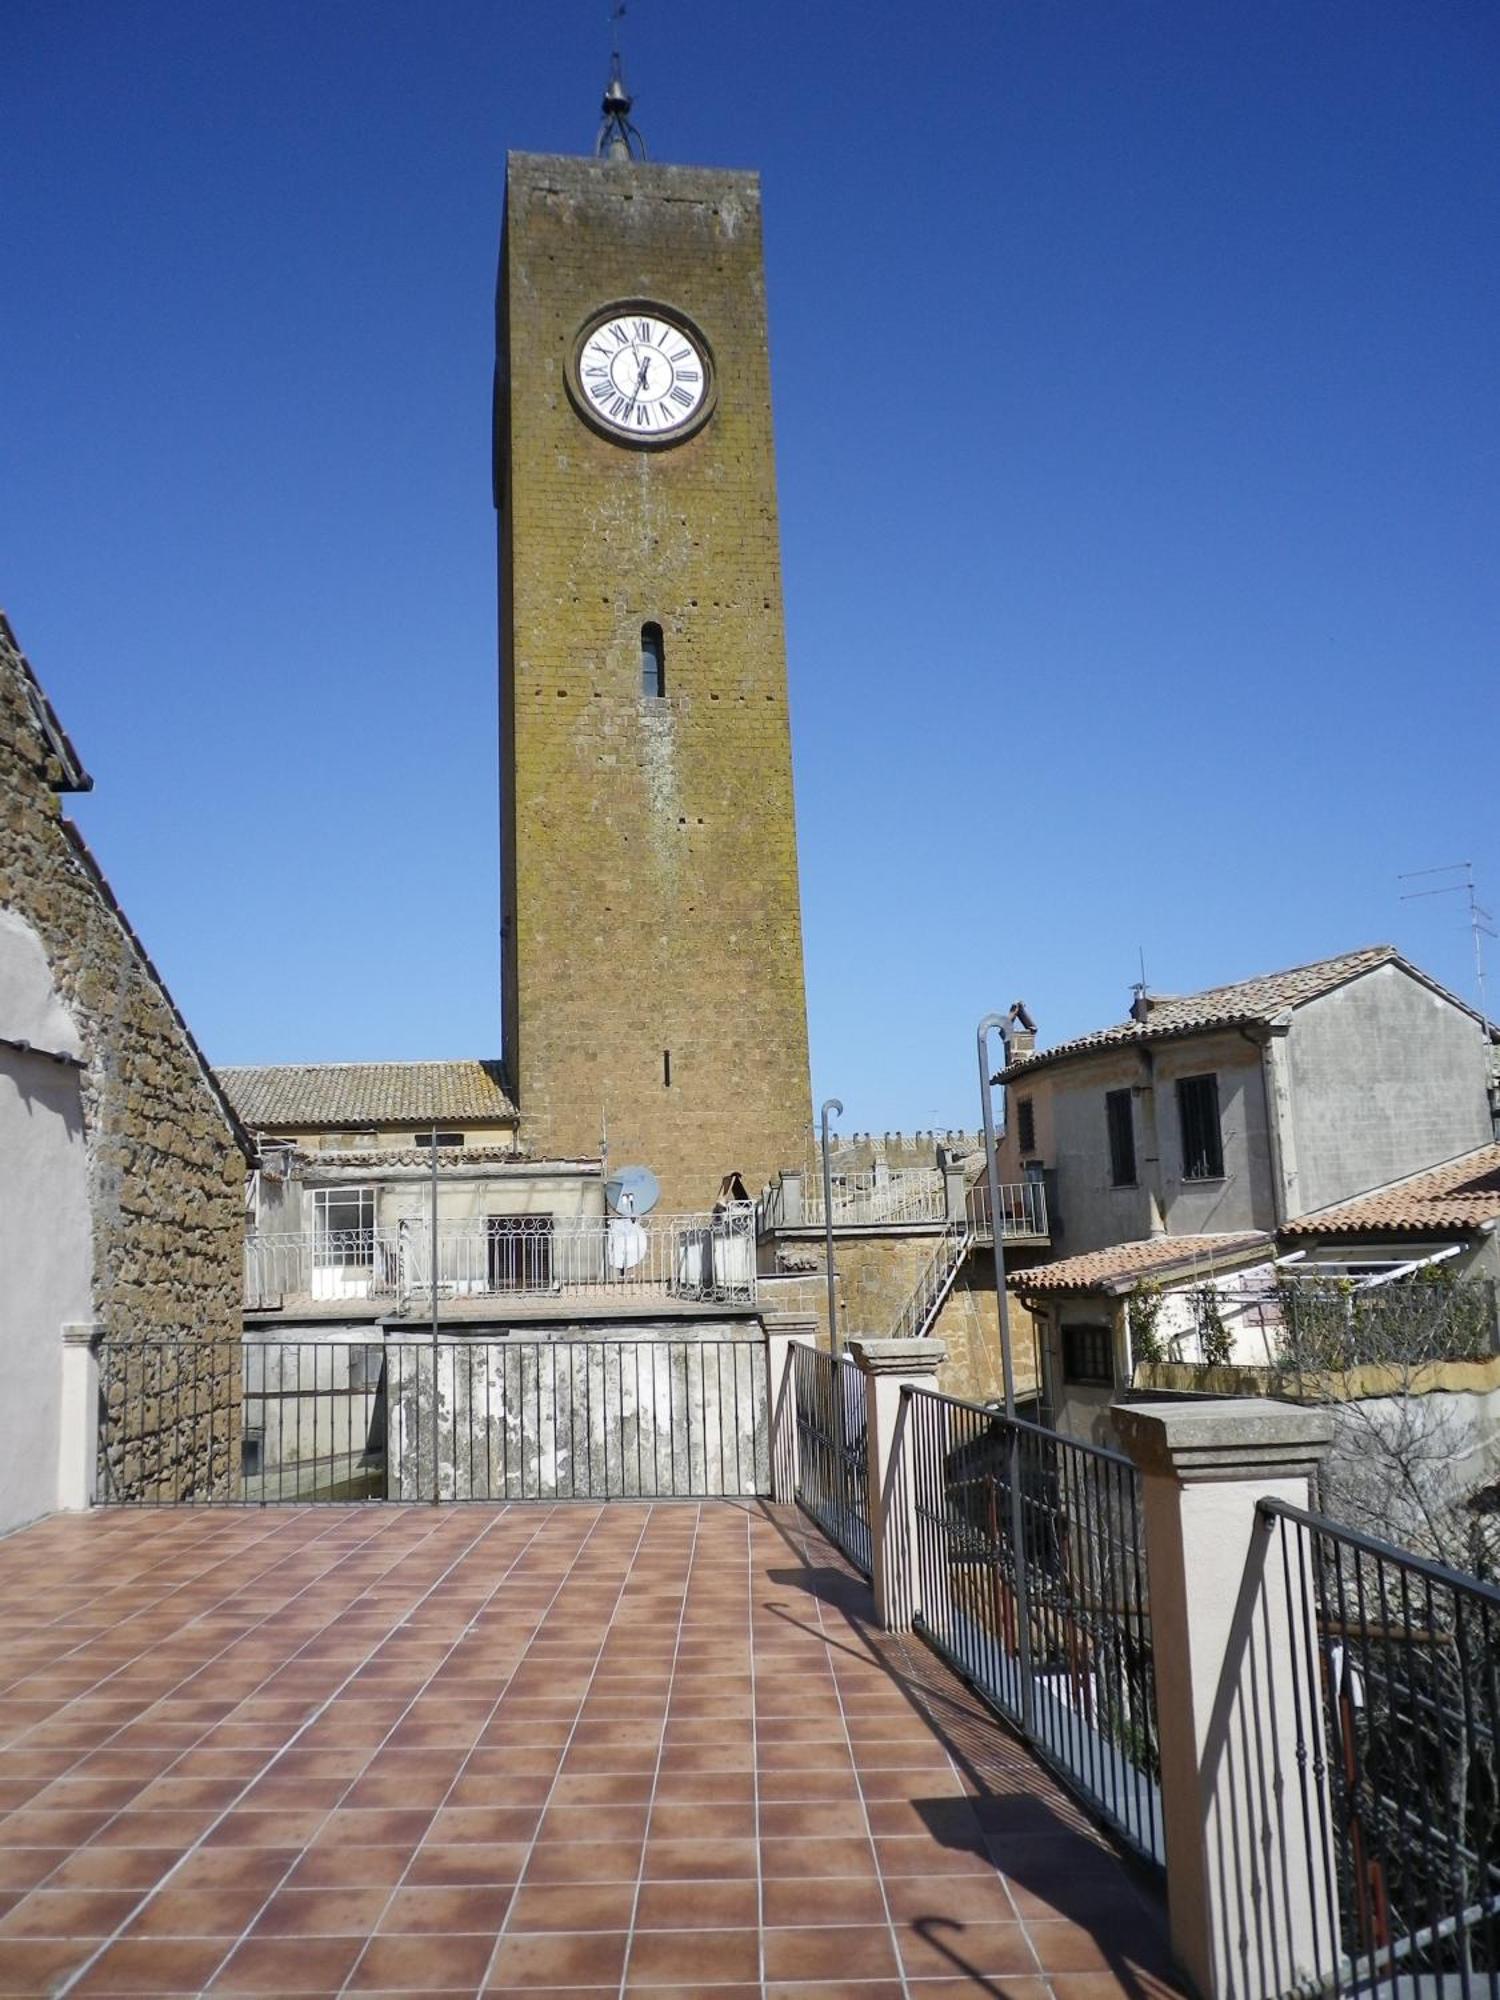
(1006, 1001), (1037, 1060)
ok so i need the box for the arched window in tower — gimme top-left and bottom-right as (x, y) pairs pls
(641, 622), (665, 699)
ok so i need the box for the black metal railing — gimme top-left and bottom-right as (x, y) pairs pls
(1259, 1499), (1500, 1996)
(791, 1343), (871, 1575)
(97, 1335), (768, 1504)
(904, 1386), (1161, 1862)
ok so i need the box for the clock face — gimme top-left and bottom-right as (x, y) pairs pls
(572, 307), (713, 444)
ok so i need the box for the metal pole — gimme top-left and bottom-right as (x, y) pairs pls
(430, 1121), (440, 1503)
(977, 1014), (1017, 1418)
(977, 1011), (1034, 1735)
(820, 1098), (843, 1356)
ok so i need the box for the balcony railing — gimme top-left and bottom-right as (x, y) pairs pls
(804, 1169), (947, 1226)
(758, 1171), (1047, 1238)
(966, 1177), (1048, 1239)
(245, 1206), (757, 1311)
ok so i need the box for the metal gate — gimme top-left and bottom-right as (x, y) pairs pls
(96, 1334), (769, 1503)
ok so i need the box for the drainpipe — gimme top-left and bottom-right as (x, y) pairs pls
(1254, 1022), (1298, 1227)
(1136, 1049), (1168, 1237)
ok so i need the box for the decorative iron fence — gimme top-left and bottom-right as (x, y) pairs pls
(904, 1386), (1161, 1863)
(790, 1342), (871, 1574)
(97, 1334), (768, 1505)
(1259, 1499), (1500, 1996)
(244, 1206), (756, 1311)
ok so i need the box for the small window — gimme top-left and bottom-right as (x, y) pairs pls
(1062, 1324), (1115, 1387)
(412, 1131), (464, 1149)
(641, 622), (665, 698)
(1106, 1089), (1136, 1187)
(1015, 1096), (1036, 1155)
(1177, 1072), (1224, 1180)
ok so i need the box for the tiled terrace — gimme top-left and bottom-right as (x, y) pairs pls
(0, 1503), (1181, 2000)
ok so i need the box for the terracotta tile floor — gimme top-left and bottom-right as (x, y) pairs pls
(0, 1502), (1184, 1999)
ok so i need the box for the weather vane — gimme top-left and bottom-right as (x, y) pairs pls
(597, 0), (647, 160)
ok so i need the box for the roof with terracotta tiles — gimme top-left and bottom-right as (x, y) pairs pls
(1282, 1144), (1500, 1238)
(217, 1058), (516, 1130)
(1008, 1232), (1273, 1296)
(999, 946), (1492, 1082)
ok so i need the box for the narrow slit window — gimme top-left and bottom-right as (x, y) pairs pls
(663, 1049), (671, 1087)
(641, 622), (665, 698)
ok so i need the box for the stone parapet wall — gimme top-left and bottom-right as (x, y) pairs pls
(2, 620), (248, 1501)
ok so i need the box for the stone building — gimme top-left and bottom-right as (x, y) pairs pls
(496, 145), (813, 1212)
(0, 615), (251, 1527)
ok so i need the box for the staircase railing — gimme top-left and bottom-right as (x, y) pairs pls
(891, 1218), (973, 1342)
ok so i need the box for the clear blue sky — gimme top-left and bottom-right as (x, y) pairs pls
(5, 1), (1496, 1133)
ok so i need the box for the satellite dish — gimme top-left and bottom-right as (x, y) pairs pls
(606, 1164), (661, 1217)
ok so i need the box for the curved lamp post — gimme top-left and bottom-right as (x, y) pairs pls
(820, 1097), (843, 1356)
(976, 1015), (1017, 1418)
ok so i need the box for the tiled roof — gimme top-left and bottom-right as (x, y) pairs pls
(217, 1059), (516, 1130)
(1282, 1145), (1500, 1237)
(1008, 1232), (1272, 1296)
(1001, 946), (1424, 1081)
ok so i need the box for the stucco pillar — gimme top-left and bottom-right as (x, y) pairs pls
(941, 1164), (968, 1223)
(765, 1315), (817, 1503)
(57, 1322), (102, 1511)
(778, 1169), (805, 1226)
(849, 1337), (946, 1632)
(1114, 1398), (1340, 2000)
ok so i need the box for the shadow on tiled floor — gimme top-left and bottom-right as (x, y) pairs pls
(0, 1501), (1188, 1998)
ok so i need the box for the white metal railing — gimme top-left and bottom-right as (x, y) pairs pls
(966, 1178), (1048, 1239)
(892, 1219), (973, 1342)
(806, 1169), (946, 1226)
(244, 1206), (757, 1310)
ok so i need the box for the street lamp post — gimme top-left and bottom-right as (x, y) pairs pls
(977, 1014), (1016, 1419)
(820, 1098), (843, 1356)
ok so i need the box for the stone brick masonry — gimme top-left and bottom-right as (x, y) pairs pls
(498, 154), (813, 1213)
(0, 617), (249, 1497)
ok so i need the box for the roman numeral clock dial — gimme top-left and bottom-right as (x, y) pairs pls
(568, 304), (715, 446)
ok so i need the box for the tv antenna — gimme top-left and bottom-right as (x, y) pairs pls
(1399, 860), (1496, 1024)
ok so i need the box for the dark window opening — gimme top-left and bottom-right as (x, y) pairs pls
(412, 1131), (464, 1149)
(641, 622), (665, 698)
(1177, 1072), (1224, 1180)
(1106, 1089), (1136, 1186)
(241, 1430), (264, 1479)
(1015, 1096), (1036, 1154)
(487, 1216), (554, 1292)
(663, 1049), (671, 1087)
(1062, 1323), (1115, 1387)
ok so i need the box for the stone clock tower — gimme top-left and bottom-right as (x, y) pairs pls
(495, 110), (813, 1210)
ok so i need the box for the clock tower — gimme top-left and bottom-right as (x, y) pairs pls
(495, 107), (813, 1210)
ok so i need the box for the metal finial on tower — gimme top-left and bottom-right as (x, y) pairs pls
(596, 3), (646, 160)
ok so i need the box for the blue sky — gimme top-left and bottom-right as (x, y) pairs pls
(5, 1), (1496, 1134)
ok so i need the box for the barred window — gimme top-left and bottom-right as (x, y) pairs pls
(1177, 1072), (1224, 1180)
(1106, 1089), (1136, 1186)
(1062, 1323), (1114, 1387)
